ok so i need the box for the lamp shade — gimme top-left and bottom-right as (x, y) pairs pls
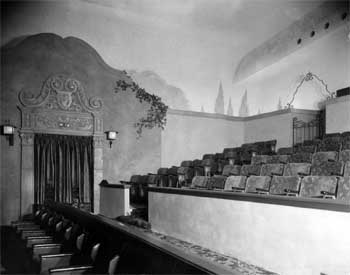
(107, 131), (117, 140)
(3, 125), (14, 135)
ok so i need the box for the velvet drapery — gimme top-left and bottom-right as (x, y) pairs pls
(34, 134), (93, 208)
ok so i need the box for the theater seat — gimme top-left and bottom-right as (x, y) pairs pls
(245, 176), (271, 194)
(337, 177), (350, 202)
(223, 147), (241, 165)
(210, 175), (227, 190)
(251, 155), (269, 165)
(291, 152), (313, 163)
(177, 166), (194, 187)
(295, 145), (316, 154)
(283, 163), (311, 176)
(344, 161), (350, 177)
(221, 165), (241, 176)
(157, 168), (169, 187)
(202, 158), (218, 176)
(167, 166), (178, 187)
(190, 176), (210, 189)
(269, 176), (301, 196)
(339, 150), (350, 162)
(312, 151), (338, 164)
(266, 154), (289, 164)
(260, 163), (284, 176)
(180, 160), (193, 167)
(240, 164), (262, 176)
(311, 161), (344, 176)
(277, 147), (293, 155)
(192, 159), (204, 177)
(318, 136), (342, 152)
(300, 176), (338, 199)
(224, 176), (247, 192)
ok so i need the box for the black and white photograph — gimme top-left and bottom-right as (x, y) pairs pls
(1, 0), (349, 274)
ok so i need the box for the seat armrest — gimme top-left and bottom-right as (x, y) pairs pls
(320, 190), (336, 199)
(32, 243), (62, 261)
(231, 187), (245, 192)
(49, 265), (93, 274)
(40, 253), (74, 274)
(119, 180), (131, 184)
(255, 188), (269, 195)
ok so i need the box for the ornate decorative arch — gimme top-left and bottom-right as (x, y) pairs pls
(18, 75), (104, 215)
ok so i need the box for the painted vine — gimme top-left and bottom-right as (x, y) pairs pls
(115, 75), (168, 137)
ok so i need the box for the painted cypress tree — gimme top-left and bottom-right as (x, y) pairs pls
(239, 89), (249, 117)
(214, 82), (225, 114)
(227, 97), (233, 116)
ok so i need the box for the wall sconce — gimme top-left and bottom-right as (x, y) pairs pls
(1, 121), (16, 146)
(105, 130), (118, 148)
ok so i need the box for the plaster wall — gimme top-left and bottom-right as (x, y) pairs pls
(0, 34), (161, 225)
(244, 111), (293, 148)
(149, 191), (350, 275)
(325, 95), (350, 134)
(161, 110), (244, 168)
(233, 24), (350, 115)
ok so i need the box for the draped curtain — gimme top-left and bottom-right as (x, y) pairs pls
(34, 134), (93, 208)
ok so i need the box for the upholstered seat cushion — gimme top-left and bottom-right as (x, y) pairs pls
(260, 163), (284, 176)
(283, 163), (311, 176)
(224, 176), (247, 191)
(245, 176), (271, 193)
(318, 137), (342, 152)
(300, 176), (337, 198)
(269, 176), (301, 196)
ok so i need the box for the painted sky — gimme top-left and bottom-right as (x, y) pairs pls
(1, 0), (322, 112)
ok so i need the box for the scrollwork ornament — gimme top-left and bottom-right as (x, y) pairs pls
(20, 132), (34, 146)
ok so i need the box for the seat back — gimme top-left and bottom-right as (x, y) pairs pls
(337, 177), (350, 202)
(277, 147), (293, 155)
(311, 161), (344, 176)
(240, 164), (262, 176)
(245, 176), (271, 194)
(222, 165), (241, 176)
(260, 163), (284, 176)
(318, 136), (342, 152)
(339, 150), (350, 162)
(251, 155), (269, 165)
(291, 152), (313, 163)
(224, 176), (247, 192)
(180, 160), (193, 167)
(108, 254), (120, 275)
(300, 176), (338, 198)
(267, 155), (291, 164)
(312, 151), (338, 165)
(190, 176), (210, 189)
(269, 176), (301, 196)
(283, 163), (311, 176)
(209, 175), (226, 190)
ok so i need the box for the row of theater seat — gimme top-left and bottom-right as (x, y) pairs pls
(124, 135), (350, 204)
(292, 132), (350, 153)
(189, 175), (349, 200)
(11, 207), (119, 274)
